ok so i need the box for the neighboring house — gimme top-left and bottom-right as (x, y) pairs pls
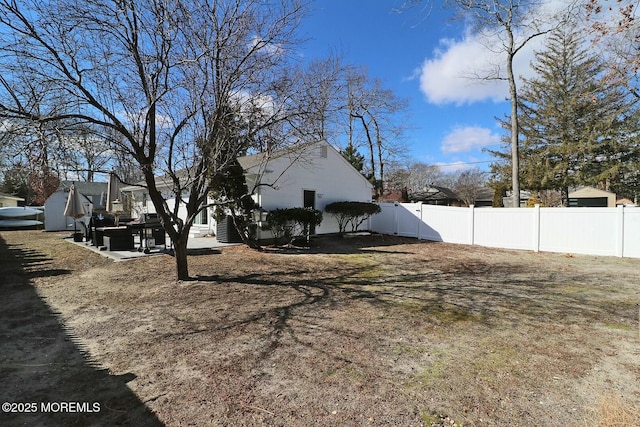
(569, 186), (616, 207)
(123, 141), (374, 239)
(408, 185), (463, 206)
(503, 190), (533, 207)
(0, 192), (25, 208)
(473, 187), (495, 207)
(44, 181), (107, 231)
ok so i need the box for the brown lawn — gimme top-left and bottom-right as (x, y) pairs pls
(1, 230), (639, 426)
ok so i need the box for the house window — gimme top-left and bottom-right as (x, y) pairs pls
(320, 145), (328, 158)
(195, 208), (208, 225)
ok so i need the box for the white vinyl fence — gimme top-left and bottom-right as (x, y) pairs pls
(370, 203), (640, 259)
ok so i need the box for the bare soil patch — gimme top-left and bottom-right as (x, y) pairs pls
(1, 230), (639, 426)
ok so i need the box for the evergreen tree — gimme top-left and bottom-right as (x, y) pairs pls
(497, 27), (636, 205)
(341, 143), (366, 175)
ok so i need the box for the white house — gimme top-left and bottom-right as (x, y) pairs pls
(123, 141), (374, 239)
(241, 140), (374, 239)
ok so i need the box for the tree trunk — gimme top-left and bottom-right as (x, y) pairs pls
(230, 214), (262, 250)
(561, 186), (569, 207)
(173, 235), (190, 280)
(355, 114), (376, 194)
(507, 40), (520, 208)
(373, 115), (384, 195)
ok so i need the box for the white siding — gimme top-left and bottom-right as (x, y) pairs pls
(251, 142), (372, 235)
(124, 142), (373, 238)
(44, 191), (93, 231)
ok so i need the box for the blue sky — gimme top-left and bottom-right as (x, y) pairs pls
(298, 0), (566, 172)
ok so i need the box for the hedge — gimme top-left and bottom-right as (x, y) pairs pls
(324, 201), (381, 234)
(266, 207), (323, 245)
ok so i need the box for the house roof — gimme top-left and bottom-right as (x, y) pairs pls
(475, 187), (495, 201)
(237, 142), (317, 170)
(122, 140), (373, 193)
(240, 140), (372, 187)
(0, 192), (25, 201)
(409, 185), (461, 203)
(57, 180), (107, 196)
(569, 186), (616, 198)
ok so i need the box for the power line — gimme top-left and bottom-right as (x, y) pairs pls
(436, 159), (494, 168)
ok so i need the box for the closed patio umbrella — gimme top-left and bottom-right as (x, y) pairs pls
(106, 172), (120, 213)
(64, 184), (86, 233)
(106, 172), (126, 226)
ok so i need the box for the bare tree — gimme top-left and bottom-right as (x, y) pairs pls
(0, 73), (75, 203)
(0, 0), (310, 280)
(450, 167), (487, 206)
(586, 0), (640, 99)
(387, 160), (444, 194)
(289, 55), (345, 144)
(448, 0), (570, 207)
(345, 65), (409, 197)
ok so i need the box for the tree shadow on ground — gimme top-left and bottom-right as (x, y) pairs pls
(184, 239), (638, 370)
(0, 235), (163, 426)
(260, 233), (435, 255)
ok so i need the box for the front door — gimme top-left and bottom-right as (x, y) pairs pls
(303, 190), (316, 235)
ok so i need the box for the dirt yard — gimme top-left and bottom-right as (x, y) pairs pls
(1, 230), (639, 426)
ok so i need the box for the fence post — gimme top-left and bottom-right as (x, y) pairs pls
(469, 205), (475, 246)
(616, 205), (624, 258)
(416, 203), (423, 240)
(533, 204), (540, 253)
(393, 202), (399, 236)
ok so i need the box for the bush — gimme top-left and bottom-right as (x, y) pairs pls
(325, 201), (381, 234)
(266, 207), (323, 245)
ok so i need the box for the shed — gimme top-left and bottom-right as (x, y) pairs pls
(569, 186), (616, 207)
(44, 181), (107, 231)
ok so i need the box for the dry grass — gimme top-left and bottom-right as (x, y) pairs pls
(584, 393), (640, 427)
(1, 230), (639, 426)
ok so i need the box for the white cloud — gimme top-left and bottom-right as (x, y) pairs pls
(419, 0), (572, 105)
(420, 36), (508, 105)
(118, 109), (174, 129)
(249, 36), (284, 57)
(441, 126), (500, 154)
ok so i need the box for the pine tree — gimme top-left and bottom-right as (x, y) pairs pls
(341, 143), (366, 175)
(515, 28), (635, 205)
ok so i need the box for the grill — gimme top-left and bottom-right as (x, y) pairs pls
(128, 214), (165, 253)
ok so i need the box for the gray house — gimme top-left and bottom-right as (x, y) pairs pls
(409, 185), (463, 206)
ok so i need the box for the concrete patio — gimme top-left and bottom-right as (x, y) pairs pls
(66, 234), (240, 261)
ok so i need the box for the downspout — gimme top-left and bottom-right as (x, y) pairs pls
(256, 186), (262, 241)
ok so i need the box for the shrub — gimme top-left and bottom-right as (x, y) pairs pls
(325, 201), (381, 234)
(266, 207), (323, 245)
(526, 193), (542, 207)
